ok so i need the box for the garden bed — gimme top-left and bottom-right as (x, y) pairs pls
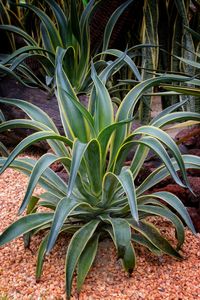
(0, 155), (200, 300)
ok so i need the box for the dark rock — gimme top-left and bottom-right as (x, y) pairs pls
(152, 184), (188, 205)
(0, 78), (88, 150)
(187, 207), (200, 233)
(187, 148), (200, 156)
(151, 176), (200, 208)
(56, 169), (68, 183)
(187, 177), (200, 207)
(175, 125), (200, 149)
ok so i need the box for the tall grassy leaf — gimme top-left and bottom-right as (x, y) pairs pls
(43, 0), (69, 46)
(102, 0), (133, 53)
(19, 4), (63, 51)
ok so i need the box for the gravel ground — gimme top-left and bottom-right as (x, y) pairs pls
(1, 159), (200, 300)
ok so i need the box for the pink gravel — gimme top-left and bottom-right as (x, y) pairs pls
(1, 164), (200, 299)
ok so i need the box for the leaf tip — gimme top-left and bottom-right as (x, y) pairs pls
(17, 208), (23, 216)
(36, 277), (40, 283)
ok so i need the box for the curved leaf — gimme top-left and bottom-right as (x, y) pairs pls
(0, 119), (51, 132)
(0, 142), (9, 157)
(100, 216), (131, 259)
(0, 213), (53, 246)
(0, 64), (33, 87)
(1, 45), (53, 65)
(128, 220), (182, 259)
(77, 233), (100, 293)
(121, 242), (136, 274)
(46, 197), (81, 254)
(0, 98), (58, 132)
(0, 24), (37, 46)
(132, 126), (191, 190)
(0, 157), (67, 198)
(0, 131), (72, 175)
(99, 49), (141, 81)
(139, 191), (196, 234)
(110, 74), (190, 163)
(150, 100), (188, 125)
(132, 233), (161, 255)
(138, 205), (185, 249)
(130, 136), (185, 188)
(136, 155), (200, 195)
(152, 111), (200, 127)
(18, 153), (71, 214)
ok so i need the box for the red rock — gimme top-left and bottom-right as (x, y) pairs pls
(187, 207), (200, 232)
(175, 125), (200, 148)
(152, 184), (188, 205)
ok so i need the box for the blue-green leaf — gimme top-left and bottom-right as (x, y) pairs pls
(0, 213), (53, 246)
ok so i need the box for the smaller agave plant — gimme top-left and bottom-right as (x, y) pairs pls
(0, 47), (200, 299)
(0, 0), (135, 93)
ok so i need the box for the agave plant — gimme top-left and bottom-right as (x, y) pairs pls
(0, 47), (200, 299)
(0, 0), (135, 92)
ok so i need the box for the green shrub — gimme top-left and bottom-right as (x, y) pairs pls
(0, 47), (200, 299)
(0, 0), (137, 93)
